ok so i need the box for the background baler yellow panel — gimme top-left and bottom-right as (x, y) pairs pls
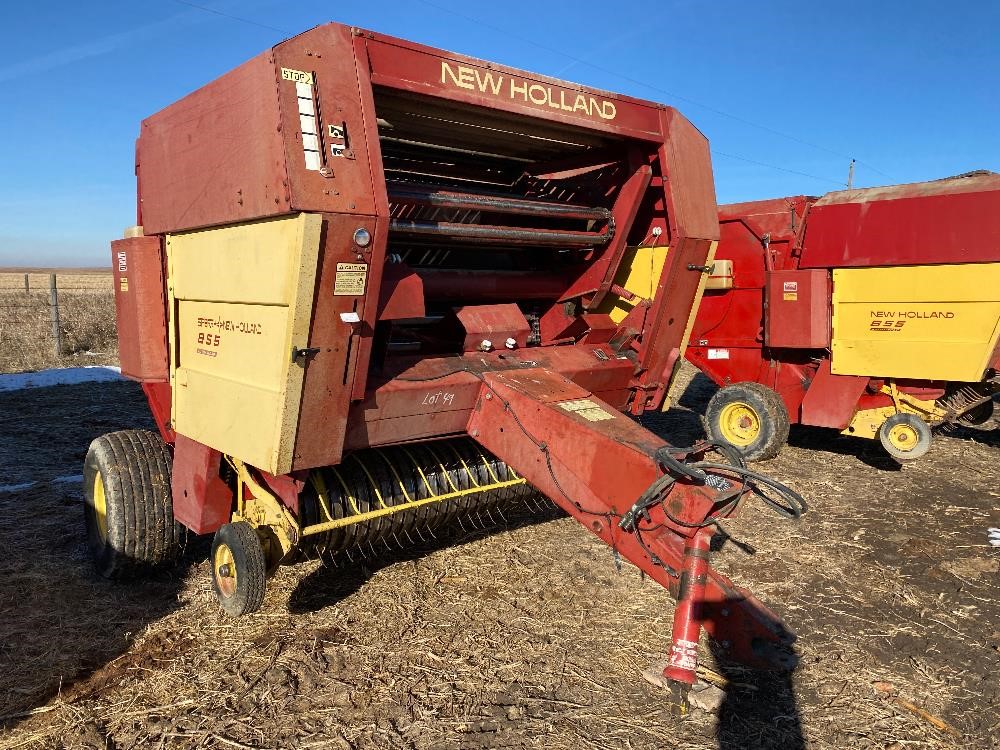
(831, 263), (1000, 382)
(167, 214), (321, 474)
(599, 245), (670, 324)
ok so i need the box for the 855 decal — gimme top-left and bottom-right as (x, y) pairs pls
(870, 320), (906, 332)
(196, 332), (221, 357)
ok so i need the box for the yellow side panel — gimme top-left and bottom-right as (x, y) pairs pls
(598, 245), (670, 324)
(167, 214), (322, 474)
(831, 263), (1000, 382)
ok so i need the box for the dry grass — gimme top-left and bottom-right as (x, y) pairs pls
(0, 272), (117, 373)
(0, 369), (996, 750)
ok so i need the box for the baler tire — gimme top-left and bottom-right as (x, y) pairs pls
(83, 429), (183, 579)
(705, 383), (790, 462)
(211, 522), (267, 617)
(879, 413), (932, 462)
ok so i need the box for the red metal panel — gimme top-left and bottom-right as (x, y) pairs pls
(171, 434), (232, 534)
(291, 213), (380, 471)
(800, 173), (1000, 268)
(800, 360), (868, 429)
(137, 53), (291, 235)
(342, 347), (637, 451)
(455, 304), (530, 351)
(765, 270), (830, 349)
(362, 33), (664, 140)
(273, 25), (380, 218)
(111, 236), (168, 381)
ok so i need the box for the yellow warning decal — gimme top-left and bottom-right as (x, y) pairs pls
(559, 398), (614, 422)
(783, 292), (797, 301)
(334, 263), (367, 296)
(281, 67), (314, 85)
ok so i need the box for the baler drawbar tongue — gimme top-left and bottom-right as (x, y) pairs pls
(467, 368), (803, 715)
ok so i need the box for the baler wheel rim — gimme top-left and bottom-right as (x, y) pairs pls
(92, 470), (108, 542)
(213, 542), (238, 598)
(210, 522), (267, 617)
(718, 402), (761, 447)
(886, 423), (918, 450)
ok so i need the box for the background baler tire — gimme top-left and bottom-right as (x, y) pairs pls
(705, 382), (791, 462)
(83, 429), (183, 579)
(879, 413), (933, 462)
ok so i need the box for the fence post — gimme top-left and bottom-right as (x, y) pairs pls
(49, 273), (62, 357)
(24, 273), (29, 294)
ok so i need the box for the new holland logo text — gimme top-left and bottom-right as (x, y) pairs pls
(440, 61), (617, 121)
(869, 309), (955, 331)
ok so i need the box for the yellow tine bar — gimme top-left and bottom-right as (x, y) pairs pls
(301, 477), (526, 536)
(477, 448), (502, 484)
(309, 472), (335, 523)
(402, 446), (434, 496)
(349, 453), (388, 509)
(447, 442), (481, 488)
(425, 444), (460, 493)
(330, 465), (362, 516)
(375, 448), (413, 503)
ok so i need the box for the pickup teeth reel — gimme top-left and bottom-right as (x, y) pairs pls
(296, 439), (552, 563)
(936, 379), (999, 432)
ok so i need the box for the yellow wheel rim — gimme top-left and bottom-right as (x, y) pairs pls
(214, 543), (238, 598)
(92, 470), (108, 542)
(718, 402), (761, 447)
(887, 423), (919, 452)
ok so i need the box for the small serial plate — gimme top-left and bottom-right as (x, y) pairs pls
(559, 398), (614, 422)
(334, 263), (367, 296)
(281, 67), (314, 85)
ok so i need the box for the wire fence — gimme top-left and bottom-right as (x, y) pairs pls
(0, 273), (118, 373)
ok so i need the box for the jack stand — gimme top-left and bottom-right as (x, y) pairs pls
(663, 529), (712, 716)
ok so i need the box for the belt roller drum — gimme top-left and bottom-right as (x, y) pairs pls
(387, 184), (613, 222)
(298, 438), (546, 558)
(388, 219), (614, 247)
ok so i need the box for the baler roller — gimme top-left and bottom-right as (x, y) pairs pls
(387, 184), (612, 222)
(388, 219), (613, 246)
(298, 438), (545, 558)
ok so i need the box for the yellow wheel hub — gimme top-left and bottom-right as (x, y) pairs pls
(886, 423), (919, 452)
(92, 470), (108, 542)
(718, 402), (761, 447)
(214, 543), (238, 598)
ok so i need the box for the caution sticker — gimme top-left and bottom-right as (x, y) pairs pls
(559, 398), (614, 422)
(783, 292), (798, 301)
(334, 263), (367, 296)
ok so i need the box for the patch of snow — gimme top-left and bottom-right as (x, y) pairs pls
(0, 366), (122, 392)
(53, 474), (84, 484)
(0, 482), (37, 493)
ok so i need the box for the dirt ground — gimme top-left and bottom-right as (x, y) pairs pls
(0, 364), (997, 750)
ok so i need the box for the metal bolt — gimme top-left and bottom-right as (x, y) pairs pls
(218, 564), (233, 578)
(504, 337), (517, 349)
(485, 393), (493, 400)
(479, 339), (493, 352)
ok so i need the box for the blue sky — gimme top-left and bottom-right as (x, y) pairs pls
(1, 0), (996, 266)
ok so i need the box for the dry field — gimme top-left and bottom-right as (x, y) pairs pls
(0, 364), (996, 750)
(0, 271), (117, 373)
